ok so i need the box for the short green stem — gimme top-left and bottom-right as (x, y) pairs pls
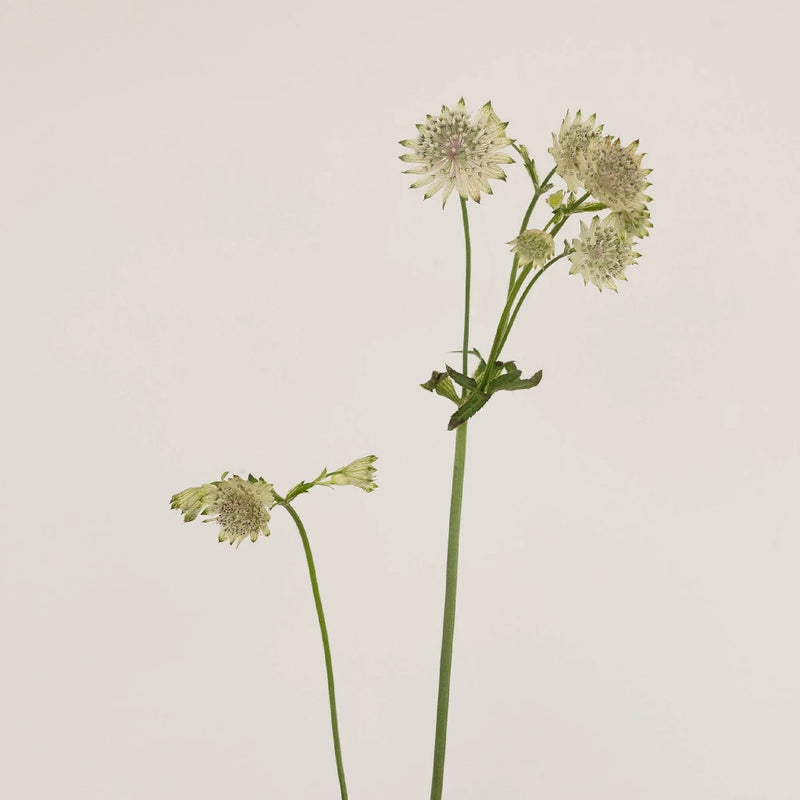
(280, 501), (348, 800)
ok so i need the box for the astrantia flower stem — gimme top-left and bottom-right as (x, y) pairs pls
(430, 422), (468, 800)
(482, 252), (544, 389)
(481, 184), (595, 382)
(506, 166), (557, 297)
(430, 197), (472, 800)
(279, 500), (349, 800)
(459, 197), (471, 378)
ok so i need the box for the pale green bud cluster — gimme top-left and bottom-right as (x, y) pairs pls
(508, 229), (555, 269)
(325, 455), (379, 493)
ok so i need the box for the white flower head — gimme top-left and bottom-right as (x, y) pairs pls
(548, 110), (603, 193)
(568, 216), (640, 292)
(508, 229), (555, 269)
(171, 473), (275, 547)
(578, 136), (652, 212)
(326, 455), (378, 493)
(400, 99), (514, 207)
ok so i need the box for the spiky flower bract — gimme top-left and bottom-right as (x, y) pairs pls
(171, 473), (275, 547)
(326, 455), (378, 493)
(568, 216), (640, 292)
(400, 99), (514, 208)
(548, 110), (603, 193)
(508, 229), (555, 269)
(578, 136), (651, 213)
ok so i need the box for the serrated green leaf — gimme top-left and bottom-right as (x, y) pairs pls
(511, 369), (543, 390)
(486, 369), (523, 392)
(447, 391), (491, 430)
(446, 365), (477, 391)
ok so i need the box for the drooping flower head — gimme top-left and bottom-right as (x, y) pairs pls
(400, 99), (514, 207)
(325, 455), (378, 493)
(568, 216), (640, 292)
(171, 473), (275, 547)
(578, 136), (652, 212)
(508, 229), (555, 269)
(548, 110), (603, 193)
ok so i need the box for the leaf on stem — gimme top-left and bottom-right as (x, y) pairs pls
(445, 365), (477, 391)
(447, 390), (491, 430)
(420, 371), (461, 406)
(487, 364), (543, 393)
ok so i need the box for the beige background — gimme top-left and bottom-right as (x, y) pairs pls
(2, 0), (798, 797)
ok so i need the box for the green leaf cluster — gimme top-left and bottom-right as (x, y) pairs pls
(420, 349), (543, 430)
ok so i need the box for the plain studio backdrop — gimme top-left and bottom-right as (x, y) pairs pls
(2, 1), (798, 798)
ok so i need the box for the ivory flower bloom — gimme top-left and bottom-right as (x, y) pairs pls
(400, 99), (514, 207)
(568, 216), (640, 292)
(170, 474), (275, 546)
(578, 136), (651, 212)
(548, 110), (603, 193)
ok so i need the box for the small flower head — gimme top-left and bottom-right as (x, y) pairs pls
(171, 473), (275, 547)
(548, 110), (603, 193)
(508, 229), (555, 269)
(326, 455), (378, 493)
(568, 216), (640, 292)
(607, 202), (653, 239)
(578, 136), (652, 212)
(400, 99), (514, 207)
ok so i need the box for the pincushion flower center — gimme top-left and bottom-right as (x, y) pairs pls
(446, 134), (464, 161)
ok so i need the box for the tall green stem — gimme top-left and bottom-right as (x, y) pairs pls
(430, 197), (472, 800)
(280, 501), (348, 800)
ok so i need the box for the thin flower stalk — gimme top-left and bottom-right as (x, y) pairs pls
(429, 197), (472, 800)
(277, 498), (349, 800)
